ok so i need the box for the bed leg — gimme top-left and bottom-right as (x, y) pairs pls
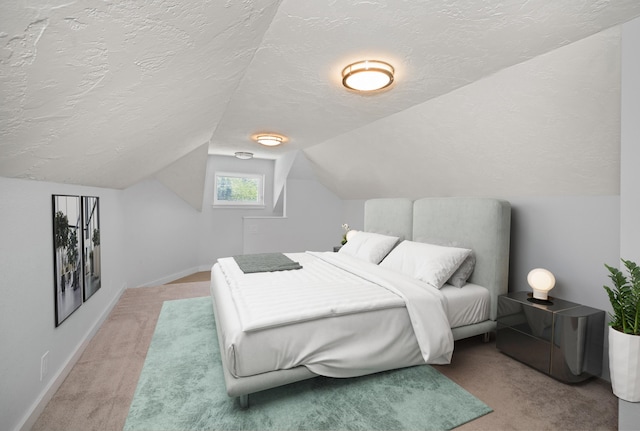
(482, 332), (491, 343)
(239, 394), (249, 409)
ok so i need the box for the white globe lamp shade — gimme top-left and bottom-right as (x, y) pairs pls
(527, 268), (556, 300)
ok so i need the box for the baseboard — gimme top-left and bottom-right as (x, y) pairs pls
(198, 263), (214, 273)
(136, 265), (209, 287)
(17, 283), (127, 431)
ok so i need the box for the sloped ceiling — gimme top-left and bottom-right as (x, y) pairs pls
(1, 1), (640, 200)
(0, 0), (279, 189)
(306, 27), (623, 198)
(155, 142), (208, 211)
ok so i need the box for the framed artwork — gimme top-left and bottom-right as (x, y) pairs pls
(82, 196), (101, 301)
(52, 195), (84, 327)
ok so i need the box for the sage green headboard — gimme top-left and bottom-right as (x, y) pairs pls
(412, 197), (511, 321)
(364, 197), (511, 322)
(363, 198), (413, 241)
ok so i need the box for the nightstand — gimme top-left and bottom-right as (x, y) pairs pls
(496, 291), (605, 383)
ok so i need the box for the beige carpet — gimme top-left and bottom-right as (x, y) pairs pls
(31, 275), (617, 431)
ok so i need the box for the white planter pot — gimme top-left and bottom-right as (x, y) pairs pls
(609, 326), (640, 402)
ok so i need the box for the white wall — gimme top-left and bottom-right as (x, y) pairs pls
(341, 199), (366, 233)
(0, 177), (127, 431)
(620, 17), (640, 263)
(122, 179), (201, 287)
(197, 155), (277, 268)
(618, 15), (640, 427)
(243, 179), (343, 254)
(507, 196), (620, 309)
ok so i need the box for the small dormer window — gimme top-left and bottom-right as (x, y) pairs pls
(213, 171), (265, 208)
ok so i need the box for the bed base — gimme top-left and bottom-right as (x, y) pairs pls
(231, 327), (494, 408)
(239, 394), (249, 409)
(451, 319), (496, 341)
(230, 328), (495, 408)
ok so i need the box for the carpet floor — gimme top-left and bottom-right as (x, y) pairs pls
(123, 297), (490, 431)
(31, 276), (618, 431)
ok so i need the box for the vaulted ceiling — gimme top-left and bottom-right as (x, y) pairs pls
(2, 1), (640, 203)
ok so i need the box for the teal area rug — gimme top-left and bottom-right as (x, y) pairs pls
(124, 297), (492, 431)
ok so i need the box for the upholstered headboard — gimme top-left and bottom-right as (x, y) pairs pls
(364, 197), (511, 322)
(364, 198), (413, 241)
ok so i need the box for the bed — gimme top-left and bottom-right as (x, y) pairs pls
(210, 197), (511, 407)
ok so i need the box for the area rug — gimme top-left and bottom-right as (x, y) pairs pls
(124, 297), (492, 431)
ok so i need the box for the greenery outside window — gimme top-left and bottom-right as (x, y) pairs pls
(214, 172), (265, 207)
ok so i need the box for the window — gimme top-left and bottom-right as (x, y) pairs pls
(213, 172), (265, 207)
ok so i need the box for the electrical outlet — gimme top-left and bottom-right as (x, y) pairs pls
(40, 351), (49, 381)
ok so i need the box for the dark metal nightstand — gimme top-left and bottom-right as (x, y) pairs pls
(496, 291), (605, 383)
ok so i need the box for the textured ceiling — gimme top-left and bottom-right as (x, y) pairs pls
(307, 26), (623, 198)
(1, 1), (640, 198)
(1, 0), (279, 189)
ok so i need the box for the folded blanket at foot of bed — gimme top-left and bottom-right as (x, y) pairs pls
(233, 253), (302, 273)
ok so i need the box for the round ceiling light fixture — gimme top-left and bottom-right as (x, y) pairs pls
(342, 60), (395, 92)
(254, 134), (286, 147)
(234, 151), (253, 160)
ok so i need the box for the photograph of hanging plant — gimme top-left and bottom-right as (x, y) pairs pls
(52, 195), (84, 326)
(83, 196), (101, 302)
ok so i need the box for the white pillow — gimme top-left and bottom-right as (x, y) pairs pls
(448, 253), (476, 288)
(379, 240), (472, 289)
(338, 231), (399, 264)
(414, 237), (476, 288)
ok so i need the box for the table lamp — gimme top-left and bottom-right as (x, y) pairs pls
(527, 268), (555, 301)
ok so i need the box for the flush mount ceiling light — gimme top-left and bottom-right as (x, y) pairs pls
(254, 134), (286, 147)
(234, 151), (253, 160)
(342, 60), (395, 92)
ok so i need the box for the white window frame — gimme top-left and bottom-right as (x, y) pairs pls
(213, 171), (265, 208)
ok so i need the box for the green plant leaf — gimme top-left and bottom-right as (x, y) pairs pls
(604, 260), (640, 335)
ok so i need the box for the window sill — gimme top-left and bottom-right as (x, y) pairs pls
(243, 215), (288, 219)
(211, 204), (266, 209)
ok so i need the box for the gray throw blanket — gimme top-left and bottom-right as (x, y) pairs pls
(233, 253), (302, 274)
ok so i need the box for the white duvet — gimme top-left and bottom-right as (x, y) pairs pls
(216, 251), (454, 369)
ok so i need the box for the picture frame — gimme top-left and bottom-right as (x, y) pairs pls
(52, 195), (84, 327)
(82, 196), (101, 301)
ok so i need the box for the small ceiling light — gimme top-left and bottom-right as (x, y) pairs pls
(342, 60), (394, 92)
(254, 134), (285, 147)
(234, 151), (253, 160)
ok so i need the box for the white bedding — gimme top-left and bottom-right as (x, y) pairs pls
(217, 252), (405, 331)
(213, 251), (456, 378)
(441, 283), (491, 328)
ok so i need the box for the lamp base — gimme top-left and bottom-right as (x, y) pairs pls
(527, 292), (553, 305)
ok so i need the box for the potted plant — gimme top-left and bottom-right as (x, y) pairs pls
(341, 224), (349, 245)
(603, 259), (640, 402)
